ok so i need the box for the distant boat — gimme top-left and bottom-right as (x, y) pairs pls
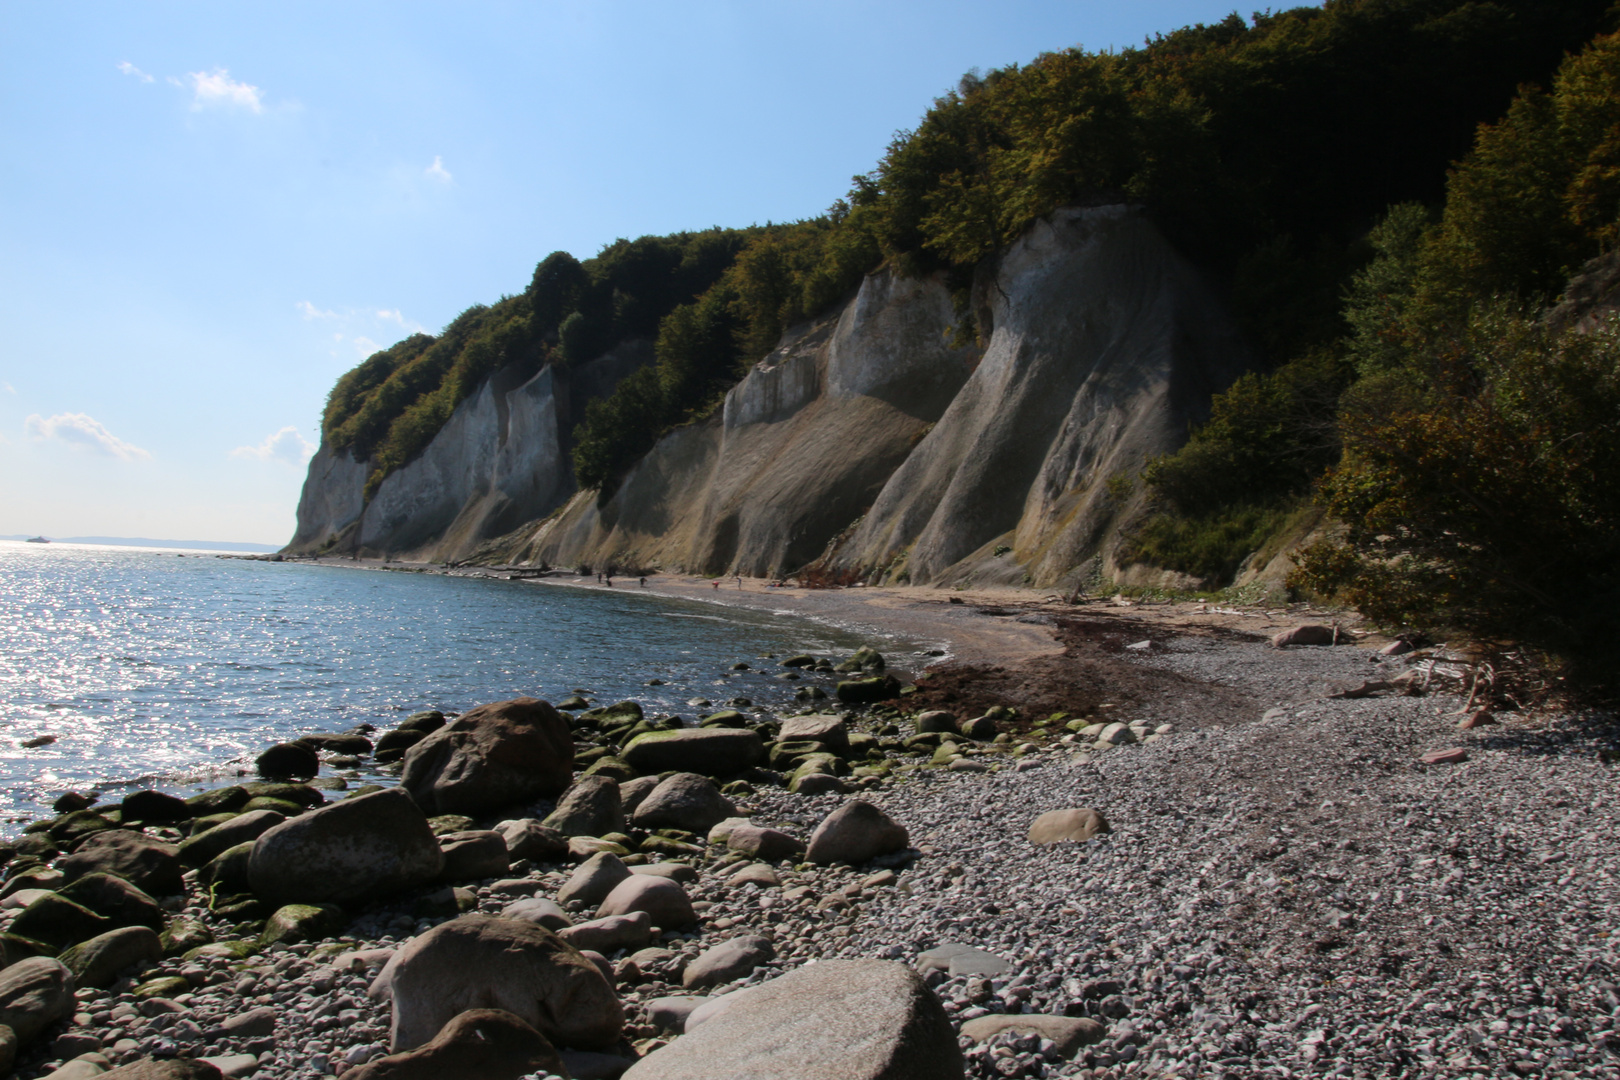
(25, 536), (48, 544)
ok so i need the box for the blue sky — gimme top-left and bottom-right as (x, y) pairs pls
(0, 1), (1269, 544)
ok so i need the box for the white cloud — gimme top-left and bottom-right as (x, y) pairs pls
(297, 300), (337, 320)
(425, 155), (453, 183)
(25, 413), (151, 461)
(188, 68), (263, 113)
(231, 426), (314, 465)
(117, 61), (154, 83)
(351, 336), (380, 357)
(2, 383), (14, 395)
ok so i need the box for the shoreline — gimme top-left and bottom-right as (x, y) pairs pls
(4, 556), (1614, 1079)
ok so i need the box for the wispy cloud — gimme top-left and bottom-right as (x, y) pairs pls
(117, 61), (154, 83)
(376, 309), (426, 332)
(188, 68), (263, 113)
(25, 413), (151, 461)
(425, 155), (453, 184)
(297, 300), (338, 320)
(2, 383), (15, 395)
(231, 426), (314, 465)
(351, 336), (380, 357)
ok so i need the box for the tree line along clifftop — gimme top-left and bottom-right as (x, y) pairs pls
(309, 0), (1620, 672)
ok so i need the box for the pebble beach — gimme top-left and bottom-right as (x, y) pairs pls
(1, 580), (1616, 1080)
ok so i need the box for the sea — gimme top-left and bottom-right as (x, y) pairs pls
(0, 541), (899, 828)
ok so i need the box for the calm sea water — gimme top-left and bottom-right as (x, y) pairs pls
(0, 542), (892, 826)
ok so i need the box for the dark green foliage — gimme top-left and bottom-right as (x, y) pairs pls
(1295, 310), (1620, 670)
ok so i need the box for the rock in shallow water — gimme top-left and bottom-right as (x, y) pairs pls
(623, 959), (962, 1080)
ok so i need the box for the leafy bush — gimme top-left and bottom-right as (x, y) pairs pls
(1293, 310), (1620, 669)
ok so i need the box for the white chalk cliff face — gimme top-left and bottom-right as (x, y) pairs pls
(289, 205), (1252, 587)
(285, 343), (650, 563)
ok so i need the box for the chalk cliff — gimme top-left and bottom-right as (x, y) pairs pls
(285, 342), (650, 562)
(290, 205), (1253, 587)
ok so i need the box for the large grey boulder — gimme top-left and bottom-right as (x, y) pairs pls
(725, 823), (804, 862)
(59, 830), (183, 896)
(401, 698), (574, 816)
(0, 957), (76, 1046)
(348, 1008), (565, 1080)
(621, 729), (763, 777)
(682, 936), (774, 990)
(622, 959), (961, 1079)
(387, 914), (623, 1052)
(59, 926), (162, 988)
(248, 788), (444, 905)
(778, 715), (849, 754)
(596, 876), (695, 929)
(805, 800), (909, 865)
(177, 809), (285, 868)
(492, 819), (568, 863)
(557, 852), (630, 909)
(629, 774), (735, 835)
(60, 873), (164, 932)
(437, 831), (509, 882)
(95, 1060), (224, 1079)
(541, 777), (624, 838)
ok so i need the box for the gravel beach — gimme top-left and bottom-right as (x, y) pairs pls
(4, 579), (1616, 1080)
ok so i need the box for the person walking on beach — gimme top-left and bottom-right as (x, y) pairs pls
(712, 580), (720, 590)
(639, 576), (647, 587)
(736, 575), (743, 589)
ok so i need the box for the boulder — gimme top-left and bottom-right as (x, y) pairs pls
(247, 788), (444, 905)
(59, 830), (183, 896)
(621, 729), (764, 778)
(374, 728), (428, 763)
(682, 936), (774, 990)
(438, 831), (510, 882)
(260, 903), (346, 946)
(835, 676), (901, 705)
(727, 863), (781, 888)
(397, 711), (446, 734)
(805, 801), (909, 865)
(557, 911), (652, 953)
(177, 810), (285, 869)
(596, 876), (696, 929)
(241, 781), (325, 807)
(387, 914), (623, 1052)
(0, 957), (76, 1046)
(913, 711), (958, 735)
(557, 852), (630, 909)
(198, 842), (255, 896)
(629, 862), (699, 884)
(58, 874), (163, 932)
(778, 714), (850, 753)
(492, 819), (568, 863)
(959, 1014), (1106, 1058)
(647, 996), (709, 1033)
(93, 1061), (224, 1080)
(10, 894), (111, 950)
(621, 959), (960, 1080)
(542, 777), (625, 838)
(630, 774), (735, 835)
(1270, 624), (1338, 648)
(401, 698), (574, 816)
(297, 732), (373, 755)
(255, 742), (319, 779)
(59, 927), (163, 988)
(725, 824), (804, 862)
(501, 897), (571, 931)
(186, 787), (250, 815)
(1027, 808), (1110, 846)
(618, 776), (661, 816)
(348, 1007), (565, 1080)
(119, 791), (191, 824)
(960, 716), (999, 740)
